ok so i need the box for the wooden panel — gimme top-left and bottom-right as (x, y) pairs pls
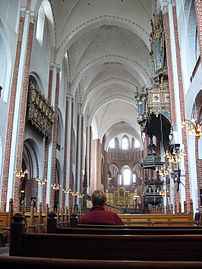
(0, 213), (9, 227)
(18, 233), (202, 261)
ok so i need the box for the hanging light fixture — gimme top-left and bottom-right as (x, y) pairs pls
(62, 188), (71, 194)
(156, 166), (170, 177)
(51, 183), (61, 190)
(164, 143), (184, 165)
(14, 169), (28, 179)
(35, 177), (48, 186)
(182, 114), (202, 139)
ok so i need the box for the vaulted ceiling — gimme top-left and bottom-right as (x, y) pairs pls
(47, 0), (156, 147)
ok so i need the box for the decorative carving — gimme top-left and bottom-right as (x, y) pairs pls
(150, 12), (166, 75)
(26, 79), (54, 139)
(106, 187), (138, 208)
(136, 12), (171, 133)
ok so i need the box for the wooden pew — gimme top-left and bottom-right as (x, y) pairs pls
(0, 199), (13, 246)
(1, 256), (202, 268)
(119, 213), (195, 226)
(45, 213), (202, 235)
(55, 226), (202, 235)
(9, 214), (202, 262)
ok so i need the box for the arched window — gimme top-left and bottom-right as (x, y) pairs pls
(36, 4), (45, 45)
(123, 168), (131, 185)
(122, 136), (129, 150)
(132, 173), (136, 184)
(109, 138), (115, 149)
(135, 139), (140, 148)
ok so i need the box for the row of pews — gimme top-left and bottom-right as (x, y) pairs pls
(0, 211), (202, 268)
(0, 199), (202, 267)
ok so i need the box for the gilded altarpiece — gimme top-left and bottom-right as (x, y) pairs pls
(106, 187), (138, 208)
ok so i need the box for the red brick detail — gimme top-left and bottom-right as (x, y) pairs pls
(42, 69), (53, 211)
(163, 11), (176, 124)
(69, 101), (74, 209)
(172, 6), (191, 209)
(62, 98), (69, 208)
(0, 18), (25, 210)
(90, 139), (102, 194)
(75, 114), (80, 195)
(196, 104), (202, 213)
(195, 0), (202, 64)
(13, 22), (34, 211)
(79, 116), (84, 205)
(50, 70), (60, 210)
(89, 127), (92, 190)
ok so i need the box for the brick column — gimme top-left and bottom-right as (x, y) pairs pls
(162, 0), (190, 207)
(90, 139), (102, 194)
(13, 16), (35, 211)
(0, 14), (25, 210)
(49, 68), (61, 210)
(85, 122), (91, 194)
(62, 95), (73, 208)
(196, 105), (202, 212)
(69, 100), (74, 209)
(75, 113), (82, 205)
(163, 7), (176, 124)
(79, 115), (84, 206)
(172, 3), (191, 209)
(42, 67), (54, 211)
(195, 0), (202, 64)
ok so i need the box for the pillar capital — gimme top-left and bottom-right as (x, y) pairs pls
(50, 63), (61, 72)
(160, 0), (175, 13)
(66, 94), (74, 100)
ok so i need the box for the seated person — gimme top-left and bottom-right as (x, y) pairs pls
(79, 190), (124, 225)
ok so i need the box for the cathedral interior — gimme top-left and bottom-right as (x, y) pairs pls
(0, 0), (201, 218)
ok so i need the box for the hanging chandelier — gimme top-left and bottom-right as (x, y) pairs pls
(182, 115), (202, 139)
(62, 188), (71, 194)
(155, 166), (170, 177)
(164, 144), (184, 165)
(14, 169), (28, 179)
(35, 177), (48, 186)
(51, 183), (61, 190)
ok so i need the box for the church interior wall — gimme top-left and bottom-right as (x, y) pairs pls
(0, 0), (201, 214)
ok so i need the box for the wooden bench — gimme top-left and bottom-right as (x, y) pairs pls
(55, 226), (202, 235)
(1, 256), (202, 268)
(0, 200), (13, 246)
(47, 214), (202, 235)
(119, 213), (195, 226)
(9, 214), (202, 261)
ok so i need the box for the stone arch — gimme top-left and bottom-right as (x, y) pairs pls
(32, 0), (56, 48)
(56, 14), (150, 64)
(29, 72), (45, 95)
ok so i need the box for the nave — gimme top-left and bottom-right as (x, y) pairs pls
(0, 0), (202, 267)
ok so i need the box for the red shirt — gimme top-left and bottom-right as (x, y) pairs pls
(79, 205), (124, 225)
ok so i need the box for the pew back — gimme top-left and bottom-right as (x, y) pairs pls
(1, 256), (202, 268)
(119, 214), (194, 226)
(10, 232), (202, 261)
(56, 226), (202, 235)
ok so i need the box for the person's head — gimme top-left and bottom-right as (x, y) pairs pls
(92, 190), (106, 206)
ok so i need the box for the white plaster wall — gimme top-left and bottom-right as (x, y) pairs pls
(0, 1), (20, 201)
(30, 16), (52, 98)
(185, 67), (202, 212)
